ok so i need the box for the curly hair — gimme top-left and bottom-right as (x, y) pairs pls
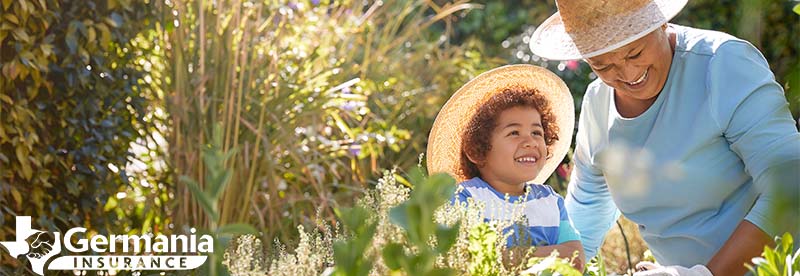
(459, 86), (560, 180)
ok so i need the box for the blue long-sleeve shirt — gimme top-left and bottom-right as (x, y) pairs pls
(566, 24), (800, 266)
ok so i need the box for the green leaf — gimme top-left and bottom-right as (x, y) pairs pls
(216, 223), (258, 235)
(0, 93), (12, 104)
(427, 268), (455, 276)
(3, 13), (19, 24)
(39, 43), (53, 57)
(103, 196), (118, 212)
(394, 173), (413, 188)
(15, 145), (32, 180)
(779, 232), (793, 253)
(335, 206), (374, 235)
(2, 60), (20, 79)
(109, 13), (123, 28)
(208, 170), (232, 200)
(794, 4), (800, 15)
(10, 187), (22, 209)
(87, 27), (96, 43)
(388, 202), (410, 230)
(66, 30), (78, 54)
(382, 243), (404, 270)
(180, 175), (218, 221)
(434, 223), (460, 254)
(207, 150), (237, 199)
(332, 241), (353, 274)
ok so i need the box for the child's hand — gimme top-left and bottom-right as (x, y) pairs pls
(527, 240), (585, 272)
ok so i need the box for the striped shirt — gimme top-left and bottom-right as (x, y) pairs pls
(453, 177), (580, 247)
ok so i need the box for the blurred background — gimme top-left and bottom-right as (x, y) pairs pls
(1, 0), (798, 274)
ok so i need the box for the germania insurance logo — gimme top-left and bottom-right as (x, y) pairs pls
(0, 216), (213, 275)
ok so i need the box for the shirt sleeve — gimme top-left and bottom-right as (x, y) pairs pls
(707, 41), (800, 237)
(556, 194), (581, 244)
(565, 94), (621, 260)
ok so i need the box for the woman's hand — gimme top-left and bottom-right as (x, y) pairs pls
(633, 261), (713, 276)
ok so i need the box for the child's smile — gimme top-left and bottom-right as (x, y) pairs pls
(514, 155), (539, 165)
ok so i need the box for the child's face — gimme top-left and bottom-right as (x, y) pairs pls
(477, 106), (548, 194)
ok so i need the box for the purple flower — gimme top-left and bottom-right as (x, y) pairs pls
(348, 145), (361, 156)
(341, 101), (357, 111)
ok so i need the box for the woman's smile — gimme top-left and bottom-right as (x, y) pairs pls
(624, 68), (649, 87)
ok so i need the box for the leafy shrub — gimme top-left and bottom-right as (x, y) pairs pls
(224, 168), (797, 275)
(747, 232), (800, 276)
(379, 170), (460, 275)
(0, 0), (158, 244)
(468, 222), (501, 276)
(223, 169), (589, 275)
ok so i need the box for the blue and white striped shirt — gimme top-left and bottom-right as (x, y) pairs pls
(453, 177), (580, 247)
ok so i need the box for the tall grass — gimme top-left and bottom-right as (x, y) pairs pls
(155, 0), (496, 244)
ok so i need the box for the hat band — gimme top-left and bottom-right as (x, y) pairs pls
(569, 0), (669, 58)
(577, 20), (666, 59)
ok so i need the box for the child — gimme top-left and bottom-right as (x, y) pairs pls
(427, 65), (584, 270)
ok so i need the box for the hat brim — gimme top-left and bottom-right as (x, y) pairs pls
(426, 65), (574, 184)
(529, 0), (688, 60)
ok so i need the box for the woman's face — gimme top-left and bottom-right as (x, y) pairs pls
(585, 25), (674, 104)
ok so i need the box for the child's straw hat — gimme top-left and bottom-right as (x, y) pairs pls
(529, 0), (688, 60)
(427, 65), (574, 184)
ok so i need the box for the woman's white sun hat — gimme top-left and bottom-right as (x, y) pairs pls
(427, 65), (574, 184)
(529, 0), (688, 61)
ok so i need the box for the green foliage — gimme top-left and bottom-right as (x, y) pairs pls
(180, 126), (237, 224)
(156, 0), (495, 247)
(747, 232), (800, 276)
(0, 0), (162, 246)
(523, 251), (583, 276)
(381, 169), (459, 275)
(222, 234), (268, 276)
(584, 255), (608, 276)
(450, 0), (556, 57)
(332, 206), (377, 276)
(468, 222), (501, 276)
(180, 124), (258, 276)
(2, 1), (794, 276)
(222, 167), (662, 276)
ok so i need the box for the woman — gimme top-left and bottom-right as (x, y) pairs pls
(529, 0), (800, 275)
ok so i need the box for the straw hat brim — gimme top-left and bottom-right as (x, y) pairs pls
(529, 0), (688, 60)
(426, 65), (574, 184)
